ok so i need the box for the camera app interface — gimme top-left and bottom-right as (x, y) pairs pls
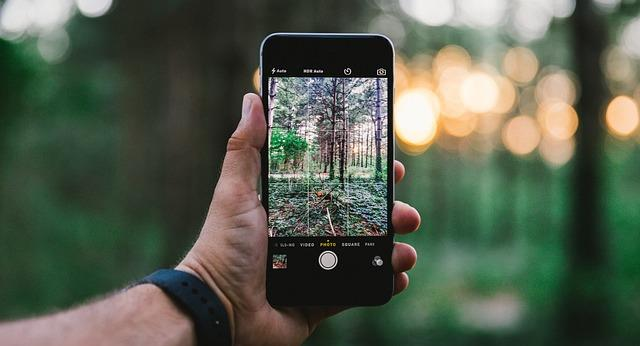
(267, 76), (389, 238)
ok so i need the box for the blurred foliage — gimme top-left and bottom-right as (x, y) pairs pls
(0, 0), (639, 345)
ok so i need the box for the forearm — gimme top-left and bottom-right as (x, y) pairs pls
(0, 284), (195, 346)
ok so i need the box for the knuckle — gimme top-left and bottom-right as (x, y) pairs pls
(226, 135), (250, 152)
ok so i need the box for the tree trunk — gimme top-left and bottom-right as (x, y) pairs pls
(329, 79), (338, 180)
(374, 78), (383, 181)
(267, 77), (278, 150)
(559, 1), (610, 344)
(339, 79), (347, 186)
(323, 137), (328, 173)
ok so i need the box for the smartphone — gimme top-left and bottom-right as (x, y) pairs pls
(261, 33), (394, 306)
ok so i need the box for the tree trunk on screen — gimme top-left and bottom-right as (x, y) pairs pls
(323, 138), (328, 173)
(329, 78), (338, 181)
(329, 111), (336, 181)
(374, 78), (382, 181)
(364, 128), (370, 168)
(358, 130), (363, 167)
(267, 77), (278, 150)
(339, 79), (347, 186)
(561, 1), (610, 343)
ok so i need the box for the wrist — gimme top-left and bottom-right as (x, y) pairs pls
(126, 284), (196, 346)
(176, 258), (236, 344)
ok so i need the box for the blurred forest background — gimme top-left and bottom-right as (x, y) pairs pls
(1, 0), (640, 345)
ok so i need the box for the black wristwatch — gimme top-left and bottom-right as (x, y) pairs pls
(136, 269), (232, 346)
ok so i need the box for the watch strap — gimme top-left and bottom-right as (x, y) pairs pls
(137, 269), (232, 346)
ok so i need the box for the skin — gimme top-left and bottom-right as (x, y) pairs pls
(0, 93), (421, 346)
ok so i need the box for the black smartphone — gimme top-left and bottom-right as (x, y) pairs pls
(261, 33), (394, 306)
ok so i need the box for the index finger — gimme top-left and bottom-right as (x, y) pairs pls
(394, 160), (405, 184)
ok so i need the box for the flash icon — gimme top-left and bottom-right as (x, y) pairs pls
(271, 68), (276, 74)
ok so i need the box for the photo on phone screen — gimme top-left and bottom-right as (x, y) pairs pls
(266, 77), (388, 238)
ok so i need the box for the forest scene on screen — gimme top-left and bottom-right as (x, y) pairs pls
(267, 77), (388, 237)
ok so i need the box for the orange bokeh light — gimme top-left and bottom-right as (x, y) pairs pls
(433, 45), (471, 77)
(539, 135), (575, 168)
(535, 70), (577, 106)
(252, 67), (260, 92)
(395, 88), (441, 154)
(461, 70), (499, 114)
(502, 115), (541, 156)
(503, 47), (539, 85)
(536, 102), (579, 140)
(605, 95), (640, 138)
(442, 113), (478, 138)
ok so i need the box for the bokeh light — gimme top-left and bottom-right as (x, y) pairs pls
(492, 76), (518, 114)
(502, 47), (539, 85)
(37, 28), (70, 64)
(368, 14), (406, 47)
(475, 113), (504, 135)
(605, 96), (640, 138)
(0, 0), (30, 39)
(593, 0), (621, 12)
(31, 0), (69, 31)
(502, 115), (541, 155)
(0, 0), (74, 39)
(395, 88), (441, 154)
(457, 0), (507, 28)
(76, 0), (113, 18)
(442, 113), (477, 137)
(537, 102), (579, 140)
(552, 0), (577, 18)
(433, 45), (471, 77)
(437, 65), (468, 118)
(461, 70), (499, 114)
(602, 46), (636, 85)
(397, 0), (574, 44)
(399, 0), (454, 27)
(510, 2), (553, 42)
(409, 58), (435, 90)
(621, 17), (640, 58)
(539, 135), (575, 167)
(535, 70), (578, 105)
(395, 57), (411, 94)
(253, 68), (260, 92)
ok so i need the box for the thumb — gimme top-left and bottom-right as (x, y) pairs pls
(215, 93), (266, 195)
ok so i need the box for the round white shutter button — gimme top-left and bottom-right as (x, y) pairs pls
(318, 251), (338, 270)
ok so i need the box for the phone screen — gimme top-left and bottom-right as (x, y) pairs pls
(262, 34), (394, 306)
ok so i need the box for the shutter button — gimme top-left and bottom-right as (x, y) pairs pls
(318, 251), (338, 270)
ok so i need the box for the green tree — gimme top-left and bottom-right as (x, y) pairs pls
(269, 128), (308, 173)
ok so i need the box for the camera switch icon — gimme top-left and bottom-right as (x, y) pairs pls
(376, 68), (386, 76)
(372, 256), (383, 267)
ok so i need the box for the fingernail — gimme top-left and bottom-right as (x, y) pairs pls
(242, 94), (253, 118)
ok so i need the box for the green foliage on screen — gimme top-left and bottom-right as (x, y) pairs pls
(269, 128), (308, 172)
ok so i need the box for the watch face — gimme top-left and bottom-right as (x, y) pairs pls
(262, 34), (395, 306)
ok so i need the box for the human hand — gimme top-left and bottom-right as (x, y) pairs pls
(177, 93), (421, 345)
